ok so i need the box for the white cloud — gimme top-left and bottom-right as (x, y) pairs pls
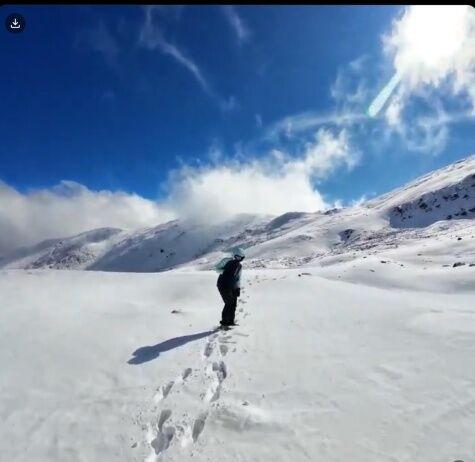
(383, 90), (450, 154)
(0, 128), (358, 252)
(401, 117), (448, 155)
(0, 181), (173, 254)
(139, 6), (212, 95)
(265, 111), (365, 142)
(138, 6), (236, 110)
(0, 130), (357, 252)
(331, 56), (371, 108)
(222, 6), (250, 45)
(363, 6), (475, 153)
(167, 164), (328, 220)
(384, 92), (403, 128)
(287, 129), (359, 178)
(166, 128), (358, 221)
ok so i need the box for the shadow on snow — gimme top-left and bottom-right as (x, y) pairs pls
(127, 329), (218, 365)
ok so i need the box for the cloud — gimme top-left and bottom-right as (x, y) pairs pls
(331, 56), (372, 109)
(384, 89), (403, 128)
(373, 5), (475, 118)
(317, 47), (459, 156)
(265, 111), (365, 142)
(0, 181), (173, 254)
(0, 129), (358, 252)
(383, 86), (444, 153)
(161, 42), (212, 95)
(138, 6), (235, 110)
(382, 80), (475, 154)
(363, 6), (475, 154)
(139, 6), (212, 95)
(265, 58), (371, 146)
(221, 6), (250, 45)
(287, 128), (359, 178)
(166, 128), (359, 221)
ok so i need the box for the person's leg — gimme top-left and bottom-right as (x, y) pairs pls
(228, 292), (238, 325)
(219, 286), (234, 325)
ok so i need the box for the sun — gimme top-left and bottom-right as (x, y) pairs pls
(390, 5), (473, 78)
(369, 5), (475, 117)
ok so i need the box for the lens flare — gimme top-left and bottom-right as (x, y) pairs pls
(367, 73), (401, 118)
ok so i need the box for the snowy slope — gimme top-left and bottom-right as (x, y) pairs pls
(0, 227), (125, 270)
(371, 157), (475, 228)
(1, 262), (474, 462)
(1, 155), (474, 273)
(1, 156), (474, 462)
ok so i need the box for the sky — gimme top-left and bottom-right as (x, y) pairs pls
(1, 5), (475, 251)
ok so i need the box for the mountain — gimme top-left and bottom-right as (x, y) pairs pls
(1, 155), (474, 272)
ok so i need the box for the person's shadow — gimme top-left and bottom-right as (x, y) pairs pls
(127, 329), (218, 365)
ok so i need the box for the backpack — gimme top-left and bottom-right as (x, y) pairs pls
(215, 257), (233, 274)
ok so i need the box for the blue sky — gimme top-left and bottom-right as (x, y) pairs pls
(1, 5), (475, 248)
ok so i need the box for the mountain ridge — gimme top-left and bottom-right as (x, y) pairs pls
(1, 154), (474, 272)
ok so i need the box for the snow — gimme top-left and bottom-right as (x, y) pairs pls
(0, 263), (474, 462)
(1, 155), (475, 461)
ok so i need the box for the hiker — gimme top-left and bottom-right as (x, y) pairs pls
(215, 248), (245, 327)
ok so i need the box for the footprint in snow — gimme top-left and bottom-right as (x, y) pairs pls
(154, 380), (174, 403)
(157, 409), (172, 431)
(150, 426), (175, 456)
(181, 367), (192, 381)
(192, 412), (207, 442)
(203, 333), (219, 358)
(204, 361), (227, 402)
(203, 341), (214, 358)
(219, 344), (228, 356)
(213, 361), (227, 380)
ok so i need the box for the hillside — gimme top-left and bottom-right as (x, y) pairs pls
(1, 155), (474, 273)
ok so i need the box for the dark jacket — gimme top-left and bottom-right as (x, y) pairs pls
(217, 258), (242, 290)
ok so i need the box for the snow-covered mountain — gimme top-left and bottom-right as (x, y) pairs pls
(2, 155), (474, 272)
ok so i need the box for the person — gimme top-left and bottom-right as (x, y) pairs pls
(215, 247), (245, 327)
